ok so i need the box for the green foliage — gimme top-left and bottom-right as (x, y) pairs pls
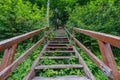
(39, 57), (57, 65)
(38, 55), (82, 77)
(38, 68), (83, 77)
(1, 0), (120, 79)
(9, 44), (43, 80)
(67, 0), (120, 60)
(0, 0), (46, 40)
(47, 28), (55, 41)
(67, 0), (120, 35)
(77, 48), (107, 80)
(39, 56), (78, 65)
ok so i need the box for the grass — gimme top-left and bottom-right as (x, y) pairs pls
(8, 44), (43, 80)
(39, 56), (78, 65)
(36, 68), (84, 77)
(76, 47), (108, 80)
(37, 53), (83, 77)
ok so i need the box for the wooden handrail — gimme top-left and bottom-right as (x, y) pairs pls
(0, 27), (49, 79)
(73, 27), (120, 48)
(0, 37), (45, 80)
(0, 27), (49, 51)
(65, 27), (120, 80)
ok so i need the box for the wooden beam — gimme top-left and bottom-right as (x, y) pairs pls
(41, 56), (76, 59)
(32, 75), (89, 80)
(98, 40), (120, 79)
(0, 44), (17, 71)
(73, 27), (120, 48)
(35, 64), (83, 70)
(48, 44), (69, 46)
(73, 37), (112, 78)
(0, 27), (49, 51)
(73, 46), (95, 80)
(0, 37), (44, 80)
(23, 44), (48, 80)
(44, 51), (75, 53)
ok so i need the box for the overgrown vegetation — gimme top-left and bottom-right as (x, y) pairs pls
(66, 0), (120, 79)
(37, 55), (83, 77)
(37, 68), (83, 77)
(39, 56), (78, 65)
(9, 44), (43, 80)
(0, 0), (46, 41)
(0, 0), (120, 80)
(77, 48), (107, 80)
(67, 0), (120, 35)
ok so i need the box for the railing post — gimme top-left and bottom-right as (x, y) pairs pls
(98, 40), (120, 80)
(0, 44), (17, 71)
(44, 27), (49, 44)
(71, 27), (75, 37)
(44, 31), (47, 44)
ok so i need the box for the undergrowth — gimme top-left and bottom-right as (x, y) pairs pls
(8, 44), (43, 80)
(37, 56), (84, 77)
(77, 47), (108, 80)
(39, 56), (78, 65)
(36, 68), (84, 77)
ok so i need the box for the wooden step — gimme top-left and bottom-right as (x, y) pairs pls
(41, 56), (76, 59)
(54, 37), (68, 39)
(49, 42), (69, 44)
(53, 39), (68, 40)
(48, 44), (70, 46)
(44, 51), (75, 53)
(49, 41), (69, 43)
(32, 76), (90, 80)
(47, 46), (73, 48)
(52, 38), (68, 40)
(35, 64), (83, 70)
(46, 46), (73, 49)
(50, 40), (69, 42)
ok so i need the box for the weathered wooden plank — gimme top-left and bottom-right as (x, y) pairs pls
(50, 40), (69, 42)
(41, 56), (76, 59)
(73, 37), (112, 78)
(23, 44), (48, 80)
(73, 46), (95, 80)
(47, 45), (73, 48)
(73, 27), (120, 48)
(49, 42), (69, 44)
(98, 40), (120, 79)
(47, 46), (73, 49)
(54, 37), (68, 39)
(48, 44), (69, 46)
(0, 27), (49, 51)
(35, 64), (83, 70)
(49, 41), (69, 43)
(0, 37), (44, 80)
(32, 76), (90, 80)
(44, 51), (75, 53)
(0, 44), (17, 71)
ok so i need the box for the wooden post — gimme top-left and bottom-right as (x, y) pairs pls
(0, 44), (17, 71)
(98, 40), (120, 80)
(47, 0), (50, 27)
(71, 27), (74, 37)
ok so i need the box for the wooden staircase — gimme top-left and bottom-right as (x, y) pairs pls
(23, 28), (95, 80)
(0, 27), (120, 80)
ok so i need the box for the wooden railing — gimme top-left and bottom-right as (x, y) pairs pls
(65, 27), (120, 80)
(0, 27), (49, 80)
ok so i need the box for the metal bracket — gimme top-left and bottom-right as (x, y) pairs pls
(101, 65), (113, 78)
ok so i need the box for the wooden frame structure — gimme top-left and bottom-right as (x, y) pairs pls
(24, 28), (95, 80)
(65, 27), (120, 80)
(0, 26), (120, 80)
(0, 27), (49, 80)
